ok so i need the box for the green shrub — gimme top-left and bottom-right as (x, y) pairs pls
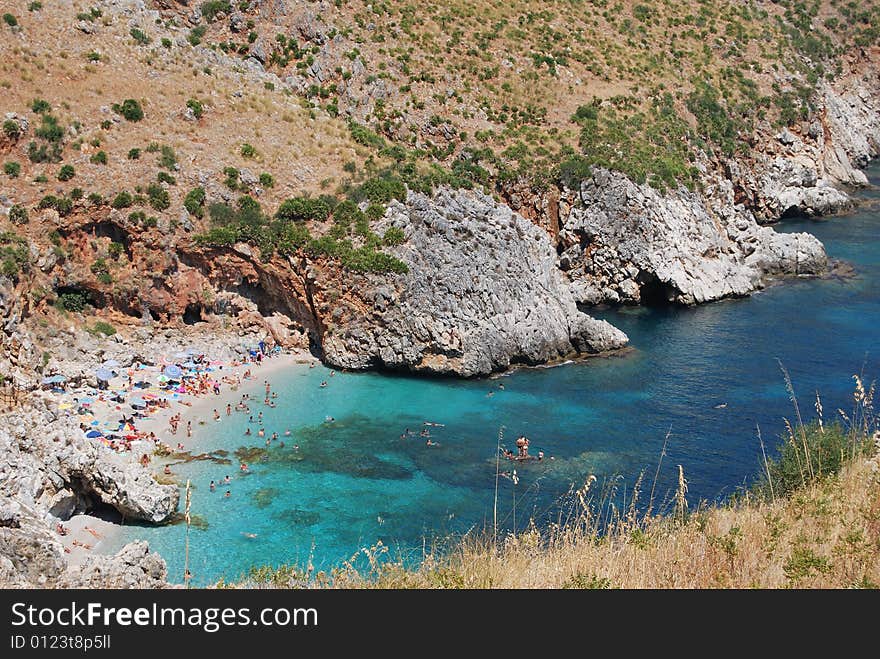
(57, 164), (75, 181)
(240, 143), (257, 158)
(130, 27), (150, 46)
(259, 172), (274, 188)
(87, 192), (103, 205)
(128, 211), (146, 224)
(127, 148), (141, 160)
(33, 173), (48, 182)
(57, 292), (87, 312)
(158, 145), (176, 170)
(383, 226), (405, 246)
(3, 161), (20, 177)
(38, 195), (73, 216)
(276, 196), (331, 223)
(143, 216), (158, 228)
(111, 191), (133, 209)
(89, 321), (116, 336)
(31, 99), (51, 114)
(90, 150), (108, 165)
(201, 1), (231, 22)
(108, 242), (124, 259)
(161, 37), (172, 49)
(28, 2), (42, 11)
(557, 155), (592, 189)
(188, 25), (208, 46)
(35, 115), (63, 142)
(755, 421), (870, 499)
(112, 99), (144, 122)
(2, 119), (20, 139)
(146, 183), (170, 211)
(157, 171), (176, 186)
(186, 99), (204, 119)
(8, 205), (28, 225)
(354, 175), (406, 205)
(3, 14), (18, 27)
(70, 187), (83, 200)
(184, 187), (206, 218)
(86, 51), (101, 62)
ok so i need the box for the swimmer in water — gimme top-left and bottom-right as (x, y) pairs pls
(284, 429), (291, 436)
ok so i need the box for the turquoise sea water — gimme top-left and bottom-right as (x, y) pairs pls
(109, 165), (880, 585)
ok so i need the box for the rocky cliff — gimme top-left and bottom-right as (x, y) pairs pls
(555, 55), (879, 308)
(321, 188), (627, 375)
(0, 393), (176, 587)
(557, 168), (827, 306)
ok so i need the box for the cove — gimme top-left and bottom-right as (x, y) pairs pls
(108, 164), (880, 586)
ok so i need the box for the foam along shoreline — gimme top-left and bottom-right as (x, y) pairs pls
(42, 346), (315, 558)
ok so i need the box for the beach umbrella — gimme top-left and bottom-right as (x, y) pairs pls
(164, 365), (183, 378)
(85, 430), (103, 438)
(129, 397), (147, 409)
(95, 367), (114, 381)
(78, 397), (95, 404)
(182, 361), (198, 369)
(58, 402), (73, 410)
(156, 374), (169, 383)
(102, 359), (120, 368)
(42, 374), (67, 384)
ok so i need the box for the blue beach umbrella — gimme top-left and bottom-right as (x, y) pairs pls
(42, 374), (67, 384)
(182, 361), (198, 369)
(102, 359), (120, 368)
(95, 367), (114, 381)
(85, 430), (103, 438)
(164, 365), (183, 378)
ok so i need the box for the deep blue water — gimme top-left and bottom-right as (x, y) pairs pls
(109, 165), (880, 585)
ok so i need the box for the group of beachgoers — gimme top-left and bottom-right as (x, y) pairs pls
(206, 376), (301, 500)
(400, 421), (445, 446)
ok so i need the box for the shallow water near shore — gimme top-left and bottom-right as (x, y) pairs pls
(108, 164), (880, 586)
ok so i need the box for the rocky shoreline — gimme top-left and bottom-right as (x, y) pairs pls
(0, 324), (294, 588)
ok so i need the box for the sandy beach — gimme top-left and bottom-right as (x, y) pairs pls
(44, 345), (317, 562)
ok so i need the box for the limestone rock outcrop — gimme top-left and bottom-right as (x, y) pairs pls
(321, 188), (628, 375)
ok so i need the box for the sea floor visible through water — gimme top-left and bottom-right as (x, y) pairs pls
(107, 165), (880, 586)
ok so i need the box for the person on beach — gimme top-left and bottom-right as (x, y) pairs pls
(225, 490), (231, 498)
(248, 415), (254, 424)
(240, 463), (248, 472)
(213, 409), (220, 421)
(265, 381), (270, 396)
(320, 381), (328, 388)
(284, 428), (291, 436)
(258, 428), (265, 438)
(224, 475), (231, 484)
(164, 464), (171, 475)
(210, 480), (216, 491)
(226, 404), (232, 416)
(266, 438), (271, 447)
(271, 432), (278, 441)
(329, 370), (335, 377)
(177, 442), (184, 450)
(244, 427), (251, 436)
(258, 411), (263, 423)
(187, 421), (192, 438)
